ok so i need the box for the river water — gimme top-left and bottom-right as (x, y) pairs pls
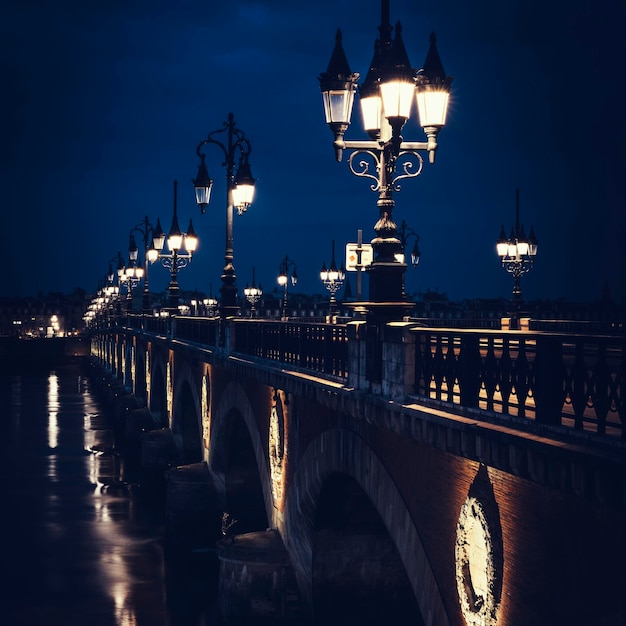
(0, 358), (218, 626)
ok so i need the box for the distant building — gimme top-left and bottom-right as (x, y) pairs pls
(0, 289), (90, 337)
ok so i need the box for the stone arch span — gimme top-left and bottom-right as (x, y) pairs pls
(171, 358), (202, 465)
(209, 379), (274, 531)
(282, 427), (450, 626)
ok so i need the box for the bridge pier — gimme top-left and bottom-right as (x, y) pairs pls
(165, 462), (222, 546)
(140, 427), (177, 486)
(216, 529), (304, 625)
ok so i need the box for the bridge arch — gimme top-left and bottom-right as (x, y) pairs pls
(171, 358), (202, 465)
(283, 428), (450, 626)
(209, 380), (273, 534)
(148, 353), (168, 428)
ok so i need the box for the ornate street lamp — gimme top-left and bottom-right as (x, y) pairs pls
(128, 215), (161, 312)
(193, 113), (256, 319)
(496, 188), (538, 308)
(320, 240), (346, 317)
(319, 0), (452, 319)
(117, 235), (145, 312)
(244, 267), (263, 317)
(277, 255), (298, 320)
(149, 181), (198, 310)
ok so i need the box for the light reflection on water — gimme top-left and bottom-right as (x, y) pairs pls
(0, 360), (215, 626)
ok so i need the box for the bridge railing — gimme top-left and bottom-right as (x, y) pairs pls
(409, 327), (625, 438)
(231, 319), (349, 379)
(173, 316), (220, 347)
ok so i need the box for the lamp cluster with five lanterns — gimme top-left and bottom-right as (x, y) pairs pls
(117, 234), (145, 307)
(148, 180), (198, 310)
(320, 240), (346, 316)
(319, 0), (452, 311)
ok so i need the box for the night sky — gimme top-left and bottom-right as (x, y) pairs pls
(3, 0), (625, 304)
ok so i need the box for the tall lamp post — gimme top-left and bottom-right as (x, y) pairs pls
(129, 215), (160, 312)
(192, 113), (256, 319)
(117, 236), (145, 312)
(277, 255), (298, 320)
(319, 0), (452, 319)
(320, 240), (346, 318)
(150, 181), (198, 310)
(496, 188), (538, 311)
(244, 267), (263, 317)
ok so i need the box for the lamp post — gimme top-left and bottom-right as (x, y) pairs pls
(396, 220), (420, 267)
(496, 188), (538, 310)
(320, 240), (346, 318)
(192, 113), (256, 319)
(319, 0), (452, 319)
(117, 234), (145, 312)
(244, 267), (263, 317)
(277, 255), (298, 320)
(129, 215), (160, 312)
(150, 181), (198, 310)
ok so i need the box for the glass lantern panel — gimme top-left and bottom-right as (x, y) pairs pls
(380, 80), (414, 119)
(496, 242), (508, 257)
(517, 240), (529, 256)
(415, 87), (449, 127)
(195, 184), (212, 207)
(153, 234), (165, 251)
(360, 95), (382, 132)
(184, 234), (198, 253)
(168, 233), (183, 251)
(232, 183), (255, 209)
(507, 242), (517, 257)
(323, 90), (354, 124)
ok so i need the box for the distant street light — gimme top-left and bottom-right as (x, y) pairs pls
(396, 220), (421, 268)
(496, 188), (538, 309)
(193, 113), (256, 319)
(149, 181), (198, 310)
(277, 255), (298, 320)
(117, 235), (144, 311)
(319, 0), (452, 318)
(129, 215), (160, 312)
(320, 240), (346, 317)
(244, 267), (263, 317)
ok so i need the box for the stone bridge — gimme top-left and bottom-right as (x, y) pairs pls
(89, 314), (626, 626)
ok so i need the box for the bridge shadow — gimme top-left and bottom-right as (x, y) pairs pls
(312, 472), (423, 626)
(213, 408), (269, 536)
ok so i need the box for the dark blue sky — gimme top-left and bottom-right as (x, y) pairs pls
(2, 0), (625, 303)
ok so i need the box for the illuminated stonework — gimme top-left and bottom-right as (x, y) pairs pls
(166, 360), (173, 425)
(130, 345), (136, 394)
(455, 467), (503, 626)
(269, 390), (286, 509)
(201, 374), (210, 452)
(145, 349), (151, 405)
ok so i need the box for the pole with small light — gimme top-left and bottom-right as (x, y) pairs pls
(149, 181), (198, 310)
(244, 267), (263, 317)
(319, 0), (452, 318)
(277, 255), (298, 320)
(320, 240), (346, 317)
(496, 188), (538, 309)
(116, 242), (144, 313)
(129, 215), (161, 312)
(396, 220), (421, 268)
(192, 113), (256, 319)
